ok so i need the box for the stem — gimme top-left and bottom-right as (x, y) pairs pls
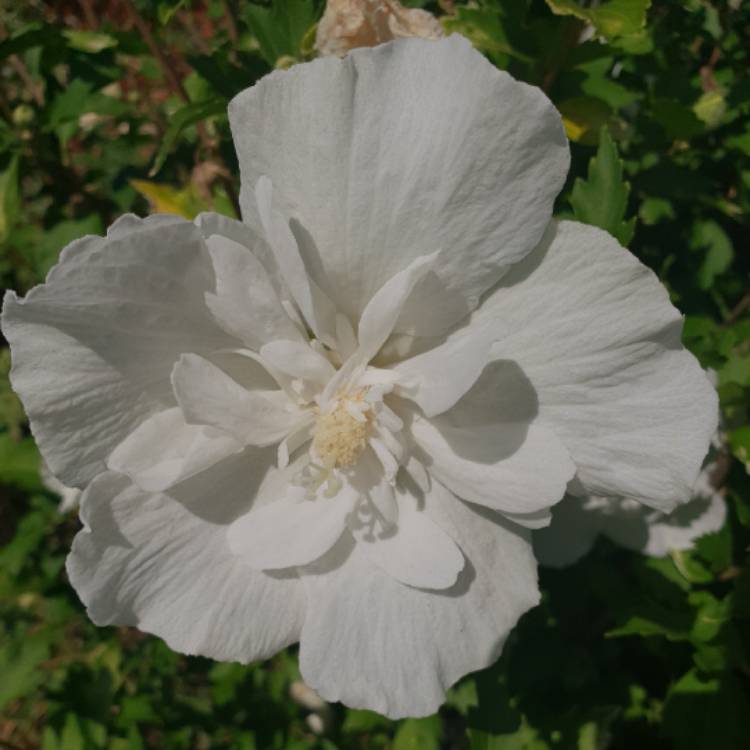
(722, 290), (750, 327)
(221, 0), (239, 44)
(122, 0), (189, 102)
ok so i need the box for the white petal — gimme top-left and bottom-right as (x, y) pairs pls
(204, 234), (303, 348)
(633, 492), (727, 557)
(230, 36), (568, 328)
(227, 485), (357, 569)
(298, 480), (538, 718)
(259, 340), (336, 385)
(408, 360), (575, 522)
(412, 415), (573, 524)
(479, 220), (718, 511)
(255, 177), (337, 344)
(393, 326), (491, 417)
(107, 212), (184, 240)
(355, 252), (437, 363)
(349, 484), (464, 590)
(172, 353), (305, 446)
(532, 495), (602, 568)
(598, 464), (728, 557)
(335, 313), (358, 360)
(108, 407), (242, 492)
(349, 448), (399, 524)
(195, 211), (297, 318)
(1, 218), (232, 487)
(67, 458), (305, 662)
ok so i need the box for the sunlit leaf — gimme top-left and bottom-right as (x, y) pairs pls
(569, 127), (636, 245)
(545, 0), (651, 39)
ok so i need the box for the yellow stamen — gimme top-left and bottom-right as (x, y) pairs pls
(312, 390), (372, 468)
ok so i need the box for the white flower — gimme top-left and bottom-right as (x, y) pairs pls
(1, 37), (717, 717)
(315, 0), (443, 57)
(534, 453), (727, 567)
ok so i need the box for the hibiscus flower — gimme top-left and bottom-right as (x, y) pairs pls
(315, 0), (443, 58)
(534, 453), (727, 567)
(1, 36), (717, 717)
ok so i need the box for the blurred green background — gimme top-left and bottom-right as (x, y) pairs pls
(0, 1), (749, 748)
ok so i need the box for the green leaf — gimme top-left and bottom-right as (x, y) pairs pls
(0, 24), (62, 61)
(728, 426), (750, 472)
(0, 155), (21, 245)
(0, 434), (42, 491)
(62, 29), (118, 53)
(651, 98), (705, 140)
(468, 720), (549, 750)
(149, 97), (227, 176)
(545, 0), (651, 39)
(441, 1), (534, 65)
(243, 0), (317, 66)
(394, 716), (442, 750)
(689, 591), (732, 643)
(663, 670), (750, 750)
(157, 0), (191, 25)
(691, 219), (734, 290)
(558, 96), (612, 144)
(0, 630), (53, 711)
(341, 709), (391, 733)
(569, 127), (636, 245)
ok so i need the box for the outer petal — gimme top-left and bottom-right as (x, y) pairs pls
(1, 218), (233, 487)
(298, 481), (539, 718)
(67, 457), (306, 662)
(449, 221), (717, 511)
(229, 35), (568, 327)
(108, 407), (242, 492)
(631, 492), (726, 557)
(532, 495), (602, 568)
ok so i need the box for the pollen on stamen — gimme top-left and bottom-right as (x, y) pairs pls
(312, 390), (372, 469)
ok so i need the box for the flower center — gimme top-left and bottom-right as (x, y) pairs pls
(312, 389), (372, 469)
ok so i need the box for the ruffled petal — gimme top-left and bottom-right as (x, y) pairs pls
(204, 233), (303, 348)
(229, 35), (568, 329)
(630, 492), (726, 557)
(67, 457), (305, 662)
(108, 407), (242, 492)
(1, 217), (232, 487)
(392, 326), (491, 417)
(172, 353), (306, 446)
(227, 483), (357, 570)
(425, 221), (717, 511)
(532, 495), (602, 568)
(298, 480), (538, 718)
(255, 177), (337, 344)
(483, 221), (718, 510)
(411, 416), (573, 524)
(259, 340), (336, 385)
(406, 359), (574, 524)
(348, 482), (465, 590)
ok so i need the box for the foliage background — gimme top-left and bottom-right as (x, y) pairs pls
(0, 1), (748, 748)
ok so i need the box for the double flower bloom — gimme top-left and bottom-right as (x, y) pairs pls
(2, 36), (717, 717)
